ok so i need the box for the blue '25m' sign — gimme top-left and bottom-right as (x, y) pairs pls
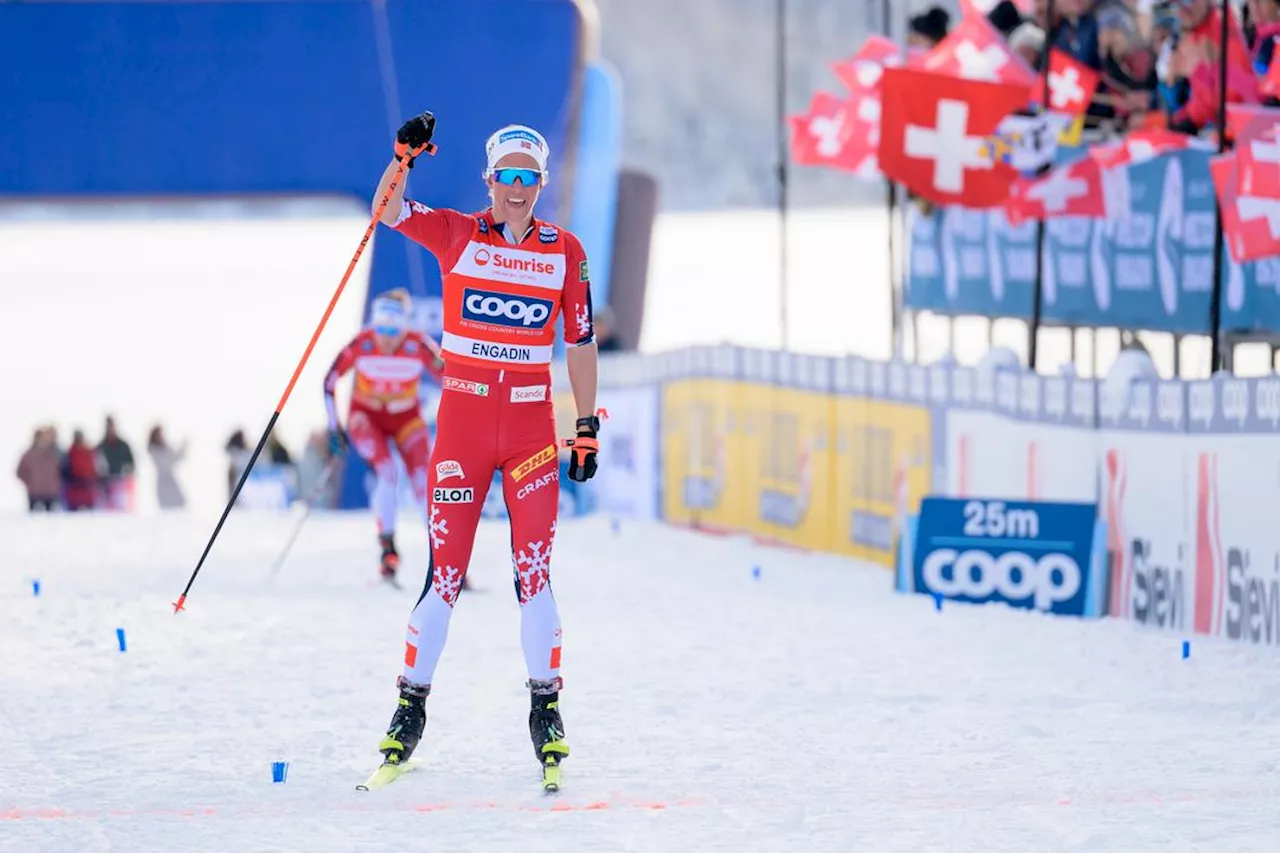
(895, 497), (1107, 617)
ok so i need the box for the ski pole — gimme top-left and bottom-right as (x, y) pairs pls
(172, 150), (429, 614)
(267, 455), (342, 583)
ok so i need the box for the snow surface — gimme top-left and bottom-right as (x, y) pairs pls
(4, 510), (1280, 852)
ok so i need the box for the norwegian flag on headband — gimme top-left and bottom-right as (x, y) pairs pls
(878, 67), (1029, 207)
(921, 16), (1037, 89)
(789, 92), (878, 177)
(1209, 153), (1280, 263)
(1006, 157), (1105, 225)
(832, 35), (902, 95)
(1089, 129), (1214, 169)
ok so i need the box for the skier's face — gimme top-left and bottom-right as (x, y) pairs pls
(488, 152), (542, 226)
(374, 329), (406, 354)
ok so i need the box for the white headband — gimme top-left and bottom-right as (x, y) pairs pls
(484, 124), (550, 176)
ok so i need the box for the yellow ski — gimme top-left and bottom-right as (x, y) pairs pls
(356, 760), (417, 791)
(541, 761), (562, 793)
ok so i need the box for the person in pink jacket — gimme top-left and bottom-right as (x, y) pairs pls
(16, 427), (61, 512)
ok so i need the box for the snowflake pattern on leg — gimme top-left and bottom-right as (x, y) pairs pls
(514, 520), (556, 605)
(432, 564), (465, 607)
(428, 505), (449, 550)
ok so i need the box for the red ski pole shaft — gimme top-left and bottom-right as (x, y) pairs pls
(173, 155), (419, 614)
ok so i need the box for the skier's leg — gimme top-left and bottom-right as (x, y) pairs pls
(400, 427), (493, 688)
(347, 409), (399, 574)
(501, 411), (568, 766)
(503, 445), (563, 685)
(392, 415), (430, 510)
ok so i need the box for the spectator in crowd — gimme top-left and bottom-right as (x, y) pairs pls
(63, 429), (100, 511)
(594, 305), (624, 353)
(1010, 19), (1048, 68)
(16, 427), (61, 512)
(147, 425), (187, 510)
(1247, 0), (1280, 104)
(225, 429), (251, 499)
(1097, 6), (1160, 127)
(908, 6), (951, 49)
(1048, 0), (1103, 70)
(266, 433), (294, 467)
(989, 0), (1027, 41)
(297, 430), (337, 508)
(96, 415), (135, 510)
(1166, 0), (1258, 132)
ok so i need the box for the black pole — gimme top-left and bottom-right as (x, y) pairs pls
(1029, 0), (1056, 370)
(777, 0), (790, 351)
(885, 0), (900, 358)
(1208, 0), (1231, 373)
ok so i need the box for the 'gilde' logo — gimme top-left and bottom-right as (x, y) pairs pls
(922, 549), (1081, 611)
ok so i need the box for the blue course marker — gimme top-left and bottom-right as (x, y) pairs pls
(116, 628), (127, 653)
(1182, 640), (1190, 660)
(272, 761), (289, 783)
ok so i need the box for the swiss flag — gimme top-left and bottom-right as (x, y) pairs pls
(1006, 157), (1106, 224)
(921, 16), (1037, 89)
(789, 92), (877, 176)
(1225, 104), (1280, 141)
(1089, 129), (1213, 169)
(878, 67), (1030, 207)
(1233, 110), (1280, 198)
(1209, 153), (1280, 263)
(832, 36), (902, 96)
(1043, 49), (1100, 115)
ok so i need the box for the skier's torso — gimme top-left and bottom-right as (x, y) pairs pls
(327, 329), (438, 415)
(392, 202), (594, 374)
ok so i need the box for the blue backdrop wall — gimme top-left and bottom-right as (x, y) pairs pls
(0, 0), (593, 510)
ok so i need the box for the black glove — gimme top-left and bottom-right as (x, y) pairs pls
(394, 112), (436, 168)
(328, 427), (349, 458)
(565, 416), (600, 482)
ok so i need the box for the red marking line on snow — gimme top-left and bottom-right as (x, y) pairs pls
(0, 798), (705, 822)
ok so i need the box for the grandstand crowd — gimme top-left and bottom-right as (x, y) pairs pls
(910, 0), (1278, 136)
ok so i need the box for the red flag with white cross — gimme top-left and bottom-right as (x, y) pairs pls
(877, 67), (1030, 207)
(789, 92), (878, 176)
(1044, 49), (1099, 115)
(832, 35), (902, 96)
(1209, 153), (1280, 264)
(921, 16), (1037, 88)
(1088, 129), (1214, 169)
(1006, 157), (1105, 225)
(1234, 112), (1280, 199)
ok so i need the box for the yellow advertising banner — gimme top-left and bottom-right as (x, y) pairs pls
(661, 378), (746, 531)
(736, 382), (836, 550)
(830, 396), (932, 567)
